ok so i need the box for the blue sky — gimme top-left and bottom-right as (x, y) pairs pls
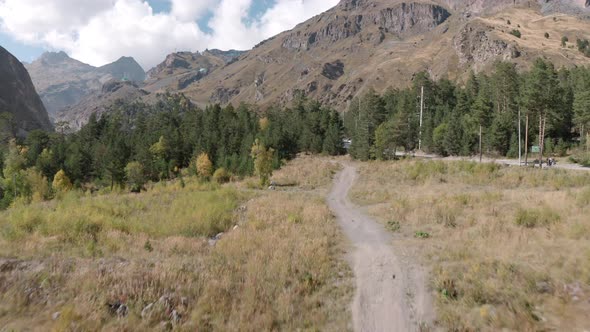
(0, 0), (338, 69)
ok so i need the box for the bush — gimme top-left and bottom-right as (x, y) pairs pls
(562, 36), (569, 47)
(52, 170), (73, 192)
(510, 30), (522, 38)
(125, 161), (146, 192)
(544, 32), (550, 39)
(25, 168), (50, 202)
(569, 152), (590, 167)
(213, 168), (231, 184)
(515, 208), (561, 228)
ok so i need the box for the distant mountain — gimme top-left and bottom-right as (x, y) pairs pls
(180, 0), (590, 109)
(143, 49), (245, 93)
(54, 80), (149, 131)
(0, 46), (53, 135)
(25, 52), (145, 117)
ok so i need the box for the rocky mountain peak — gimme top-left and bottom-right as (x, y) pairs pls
(39, 51), (72, 64)
(97, 56), (145, 82)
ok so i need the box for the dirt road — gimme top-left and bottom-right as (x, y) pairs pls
(328, 164), (435, 332)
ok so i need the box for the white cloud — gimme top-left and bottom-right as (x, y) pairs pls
(170, 0), (218, 22)
(0, 0), (339, 70)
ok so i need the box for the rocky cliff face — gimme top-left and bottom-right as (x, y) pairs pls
(0, 46), (53, 134)
(282, 2), (450, 51)
(454, 23), (522, 70)
(26, 53), (145, 117)
(143, 50), (244, 92)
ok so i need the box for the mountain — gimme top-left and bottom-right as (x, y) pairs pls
(25, 52), (145, 117)
(0, 46), (53, 135)
(143, 49), (245, 93)
(29, 0), (590, 130)
(180, 0), (590, 109)
(54, 80), (149, 131)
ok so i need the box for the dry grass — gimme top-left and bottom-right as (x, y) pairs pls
(0, 158), (352, 331)
(351, 159), (590, 331)
(270, 154), (343, 191)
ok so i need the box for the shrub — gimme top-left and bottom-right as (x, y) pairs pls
(415, 231), (430, 239)
(125, 161), (146, 192)
(52, 170), (72, 192)
(577, 188), (590, 207)
(544, 32), (550, 39)
(251, 139), (275, 186)
(213, 168), (231, 184)
(510, 29), (522, 38)
(569, 152), (590, 167)
(515, 208), (561, 228)
(195, 153), (213, 178)
(562, 36), (569, 47)
(387, 220), (401, 232)
(25, 168), (50, 202)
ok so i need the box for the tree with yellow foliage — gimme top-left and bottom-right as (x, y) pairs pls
(250, 139), (275, 186)
(52, 170), (73, 192)
(195, 153), (213, 179)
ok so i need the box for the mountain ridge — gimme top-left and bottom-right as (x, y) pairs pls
(0, 46), (53, 135)
(179, 0), (590, 110)
(25, 52), (145, 117)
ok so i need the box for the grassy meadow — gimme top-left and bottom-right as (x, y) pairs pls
(0, 157), (352, 331)
(351, 160), (590, 331)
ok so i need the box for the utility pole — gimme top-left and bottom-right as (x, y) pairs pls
(479, 125), (483, 163)
(524, 114), (529, 166)
(419, 86), (424, 151)
(518, 108), (522, 166)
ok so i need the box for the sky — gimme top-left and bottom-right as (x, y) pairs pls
(0, 0), (339, 70)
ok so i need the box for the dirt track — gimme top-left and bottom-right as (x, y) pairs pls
(328, 164), (435, 332)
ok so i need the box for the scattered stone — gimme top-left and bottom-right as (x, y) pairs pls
(180, 297), (189, 307)
(208, 238), (218, 246)
(536, 281), (552, 294)
(215, 232), (224, 240)
(141, 303), (154, 319)
(160, 321), (173, 331)
(52, 311), (61, 321)
(116, 304), (128, 317)
(564, 282), (584, 302)
(233, 225), (239, 231)
(171, 310), (181, 323)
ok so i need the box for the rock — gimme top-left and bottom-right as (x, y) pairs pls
(180, 297), (189, 307)
(454, 23), (516, 69)
(209, 87), (240, 104)
(160, 321), (173, 331)
(536, 281), (552, 294)
(233, 225), (239, 231)
(52, 311), (61, 320)
(158, 295), (171, 306)
(321, 61), (345, 80)
(116, 304), (128, 317)
(141, 303), (154, 319)
(171, 310), (181, 323)
(208, 238), (218, 246)
(215, 233), (224, 240)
